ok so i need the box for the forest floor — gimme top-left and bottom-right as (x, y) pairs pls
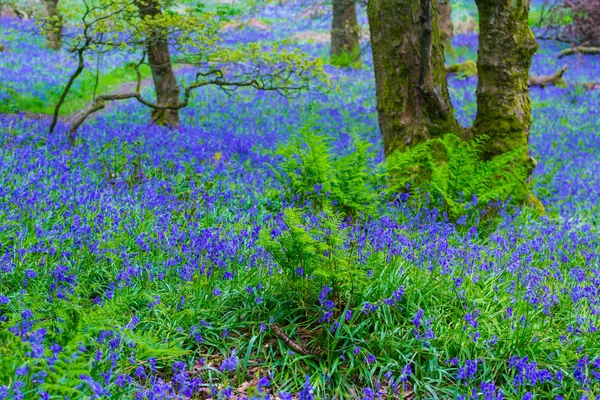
(1, 3), (600, 400)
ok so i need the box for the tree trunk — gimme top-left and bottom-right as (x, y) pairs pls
(136, 0), (180, 128)
(367, 0), (460, 157)
(472, 0), (538, 163)
(42, 0), (62, 50)
(330, 0), (362, 68)
(437, 0), (453, 46)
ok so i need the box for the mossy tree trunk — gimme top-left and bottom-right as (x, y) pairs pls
(367, 0), (460, 156)
(137, 0), (180, 128)
(472, 0), (538, 163)
(42, 0), (62, 50)
(437, 0), (453, 47)
(330, 0), (361, 68)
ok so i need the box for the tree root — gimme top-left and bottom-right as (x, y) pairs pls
(557, 46), (600, 58)
(529, 66), (568, 88)
(583, 82), (600, 90)
(445, 60), (477, 77)
(446, 61), (568, 88)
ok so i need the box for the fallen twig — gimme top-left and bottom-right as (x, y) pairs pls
(270, 324), (319, 356)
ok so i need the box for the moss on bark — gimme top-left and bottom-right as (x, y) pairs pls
(331, 0), (362, 68)
(367, 0), (460, 157)
(473, 0), (538, 165)
(137, 0), (180, 128)
(43, 0), (62, 50)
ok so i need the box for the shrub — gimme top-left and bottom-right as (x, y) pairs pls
(259, 205), (366, 311)
(385, 133), (531, 221)
(534, 0), (600, 45)
(271, 111), (378, 218)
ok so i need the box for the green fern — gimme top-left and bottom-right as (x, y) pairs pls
(41, 334), (92, 397)
(260, 205), (365, 308)
(272, 109), (378, 217)
(386, 133), (531, 220)
(126, 330), (190, 364)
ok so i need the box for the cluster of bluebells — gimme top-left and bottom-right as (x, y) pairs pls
(508, 356), (554, 389)
(382, 285), (404, 307)
(0, 2), (600, 398)
(412, 309), (435, 345)
(219, 349), (239, 372)
(318, 286), (335, 324)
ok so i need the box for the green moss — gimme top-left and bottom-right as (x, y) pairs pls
(446, 59), (478, 77)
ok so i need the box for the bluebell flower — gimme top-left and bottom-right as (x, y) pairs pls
(258, 376), (270, 392)
(219, 349), (238, 372)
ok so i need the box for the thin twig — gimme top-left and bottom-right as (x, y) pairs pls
(270, 324), (318, 356)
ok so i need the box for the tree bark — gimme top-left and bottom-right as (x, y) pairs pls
(472, 0), (538, 163)
(42, 0), (62, 50)
(367, 0), (460, 157)
(330, 0), (361, 68)
(437, 0), (453, 46)
(136, 0), (180, 128)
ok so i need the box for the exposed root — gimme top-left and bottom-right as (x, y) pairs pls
(445, 60), (477, 77)
(557, 46), (600, 58)
(446, 61), (568, 88)
(529, 66), (568, 88)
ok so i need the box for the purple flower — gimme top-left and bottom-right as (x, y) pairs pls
(219, 350), (238, 372)
(299, 375), (314, 400)
(413, 309), (424, 328)
(15, 365), (29, 376)
(135, 366), (147, 379)
(456, 359), (478, 382)
(464, 309), (480, 329)
(258, 376), (270, 392)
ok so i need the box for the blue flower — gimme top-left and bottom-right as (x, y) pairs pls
(219, 350), (238, 372)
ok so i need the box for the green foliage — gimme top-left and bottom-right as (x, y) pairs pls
(330, 46), (362, 69)
(272, 111), (378, 218)
(126, 330), (190, 364)
(260, 206), (365, 309)
(386, 133), (531, 220)
(50, 0), (327, 105)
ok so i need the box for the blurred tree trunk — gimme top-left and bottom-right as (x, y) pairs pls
(437, 0), (453, 47)
(330, 0), (361, 68)
(136, 0), (180, 128)
(367, 0), (460, 156)
(472, 0), (538, 165)
(42, 0), (62, 50)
